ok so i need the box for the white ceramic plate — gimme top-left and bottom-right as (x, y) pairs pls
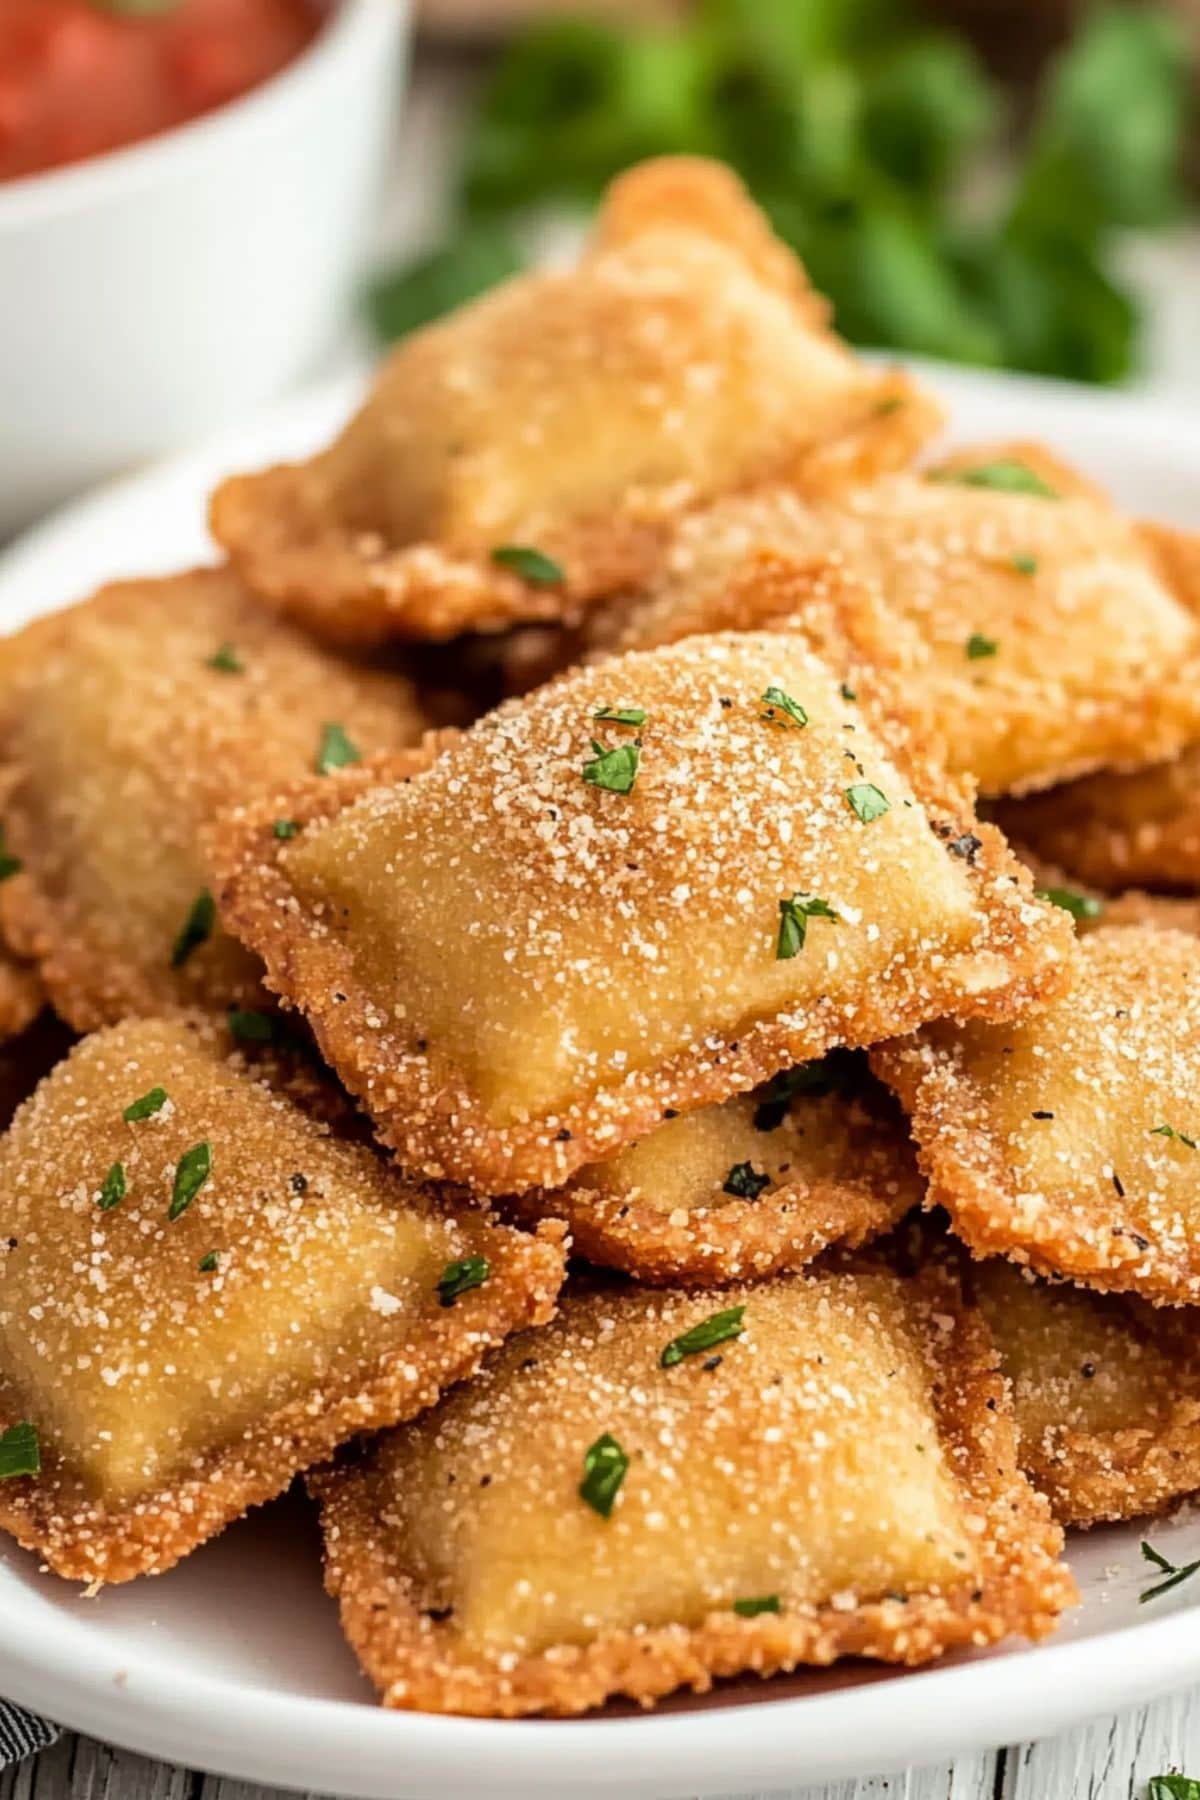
(1, 366), (1198, 1800)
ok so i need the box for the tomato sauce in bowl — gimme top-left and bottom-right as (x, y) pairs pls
(0, 0), (322, 184)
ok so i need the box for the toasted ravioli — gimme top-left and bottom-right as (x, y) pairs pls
(873, 926), (1200, 1305)
(0, 567), (427, 1031)
(594, 466), (1200, 798)
(505, 1053), (921, 1283)
(0, 941), (44, 1043)
(212, 632), (1073, 1193)
(312, 1268), (1073, 1717)
(0, 1016), (565, 1584)
(972, 1260), (1200, 1527)
(210, 158), (938, 648)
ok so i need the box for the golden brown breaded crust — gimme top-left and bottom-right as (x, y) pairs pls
(503, 1054), (921, 1284)
(211, 630), (1074, 1195)
(0, 567), (428, 1032)
(996, 743), (1200, 894)
(1010, 852), (1200, 939)
(210, 158), (940, 649)
(0, 1015), (566, 1584)
(0, 940), (44, 1043)
(925, 440), (1111, 504)
(873, 926), (1200, 1307)
(970, 1259), (1200, 1528)
(590, 465), (1200, 798)
(312, 1266), (1073, 1718)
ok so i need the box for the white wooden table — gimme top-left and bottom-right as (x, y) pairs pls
(4, 1698), (1200, 1799)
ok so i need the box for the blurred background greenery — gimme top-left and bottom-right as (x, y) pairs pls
(374, 0), (1195, 384)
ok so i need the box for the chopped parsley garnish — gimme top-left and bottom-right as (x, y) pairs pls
(1149, 1777), (1200, 1799)
(733, 1594), (780, 1618)
(759, 686), (808, 731)
(437, 1255), (490, 1307)
(1152, 1124), (1198, 1149)
(1139, 1539), (1200, 1604)
(583, 738), (639, 795)
(273, 818), (301, 840)
(965, 632), (998, 660)
(316, 722), (361, 775)
(593, 706), (645, 727)
(198, 1250), (220, 1273)
(753, 1061), (832, 1130)
(206, 642), (244, 674)
(0, 1421), (39, 1481)
(169, 1142), (212, 1221)
(0, 827), (21, 882)
(1011, 553), (1039, 575)
(228, 1008), (277, 1044)
(98, 1162), (126, 1212)
(578, 1432), (628, 1519)
(123, 1086), (168, 1122)
(775, 893), (838, 960)
(723, 1163), (770, 1200)
(932, 459), (1058, 499)
(170, 889), (215, 967)
(491, 544), (564, 585)
(661, 1304), (746, 1368)
(839, 682), (857, 703)
(1036, 885), (1105, 923)
(845, 782), (890, 824)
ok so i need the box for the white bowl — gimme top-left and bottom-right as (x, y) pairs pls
(0, 0), (409, 537)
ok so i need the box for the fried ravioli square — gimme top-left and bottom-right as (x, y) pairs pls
(0, 1015), (565, 1584)
(0, 567), (428, 1031)
(209, 157), (939, 649)
(312, 1266), (1073, 1717)
(594, 455), (1200, 798)
(504, 1052), (921, 1284)
(874, 925), (1200, 1305)
(972, 1259), (1200, 1527)
(213, 631), (1074, 1194)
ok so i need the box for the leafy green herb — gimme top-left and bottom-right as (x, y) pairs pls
(583, 738), (640, 795)
(227, 1009), (277, 1044)
(775, 893), (838, 960)
(491, 545), (564, 585)
(1011, 553), (1039, 575)
(273, 819), (301, 841)
(316, 722), (360, 776)
(723, 1163), (770, 1201)
(206, 643), (244, 674)
(839, 682), (857, 703)
(733, 1594), (781, 1618)
(934, 460), (1058, 498)
(0, 827), (21, 882)
(753, 1061), (833, 1130)
(966, 632), (998, 660)
(1139, 1538), (1200, 1604)
(593, 706), (646, 727)
(437, 1255), (490, 1307)
(171, 890), (215, 968)
(1152, 1124), (1198, 1150)
(845, 782), (890, 823)
(579, 1432), (628, 1519)
(123, 1086), (168, 1122)
(1149, 1776), (1200, 1799)
(759, 686), (808, 731)
(0, 1421), (39, 1480)
(98, 1163), (126, 1212)
(1036, 886), (1105, 923)
(198, 1251), (220, 1273)
(169, 1142), (212, 1221)
(661, 1304), (746, 1367)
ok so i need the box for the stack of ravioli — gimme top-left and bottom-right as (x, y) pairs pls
(4, 156), (1200, 1720)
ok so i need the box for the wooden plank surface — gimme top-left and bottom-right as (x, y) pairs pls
(5, 1705), (1200, 1800)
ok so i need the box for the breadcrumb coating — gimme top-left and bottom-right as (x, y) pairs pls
(504, 1052), (921, 1283)
(312, 1266), (1073, 1717)
(971, 1259), (1200, 1528)
(210, 158), (939, 648)
(589, 459), (1200, 797)
(0, 567), (428, 1031)
(0, 1015), (565, 1583)
(211, 631), (1074, 1194)
(873, 926), (1200, 1305)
